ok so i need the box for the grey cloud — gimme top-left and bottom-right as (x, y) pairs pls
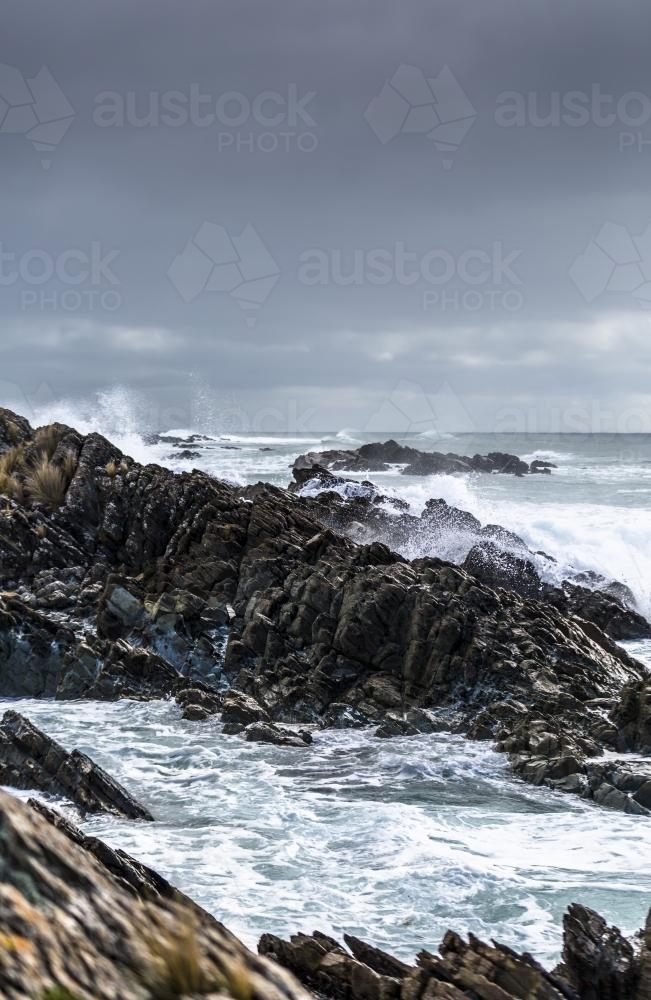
(1, 0), (651, 429)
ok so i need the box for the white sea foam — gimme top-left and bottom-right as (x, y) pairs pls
(3, 697), (650, 966)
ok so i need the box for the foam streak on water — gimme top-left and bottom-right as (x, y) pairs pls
(3, 697), (651, 967)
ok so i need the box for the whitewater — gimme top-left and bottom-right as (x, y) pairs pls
(4, 387), (651, 964)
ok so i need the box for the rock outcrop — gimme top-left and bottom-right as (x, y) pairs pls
(0, 788), (311, 1000)
(0, 709), (153, 819)
(260, 905), (651, 1000)
(0, 409), (649, 815)
(293, 439), (546, 476)
(290, 465), (651, 643)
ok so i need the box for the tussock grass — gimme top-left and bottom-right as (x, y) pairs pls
(105, 460), (118, 479)
(0, 471), (24, 502)
(60, 450), (78, 483)
(25, 456), (68, 510)
(0, 445), (25, 476)
(0, 428), (78, 508)
(145, 922), (211, 999)
(143, 919), (253, 1000)
(34, 425), (63, 459)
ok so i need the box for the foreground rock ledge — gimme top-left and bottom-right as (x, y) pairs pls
(0, 788), (311, 1000)
(0, 789), (649, 999)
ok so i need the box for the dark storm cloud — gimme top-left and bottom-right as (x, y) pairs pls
(1, 0), (651, 431)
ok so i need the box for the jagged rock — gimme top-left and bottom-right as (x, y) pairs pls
(294, 472), (650, 645)
(259, 924), (584, 999)
(375, 715), (420, 738)
(0, 710), (153, 820)
(244, 721), (313, 747)
(611, 680), (651, 752)
(463, 540), (543, 598)
(262, 912), (651, 999)
(221, 690), (271, 729)
(98, 579), (146, 637)
(0, 408), (649, 814)
(562, 903), (639, 999)
(556, 583), (651, 641)
(176, 685), (223, 721)
(0, 407), (32, 449)
(0, 789), (311, 1000)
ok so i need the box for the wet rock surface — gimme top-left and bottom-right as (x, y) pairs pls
(293, 439), (543, 476)
(291, 466), (650, 643)
(0, 709), (153, 819)
(260, 903), (651, 1000)
(0, 409), (650, 816)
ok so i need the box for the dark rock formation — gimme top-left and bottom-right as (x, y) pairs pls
(0, 709), (153, 820)
(176, 684), (223, 721)
(260, 903), (651, 1000)
(0, 788), (311, 999)
(293, 439), (542, 476)
(291, 466), (651, 644)
(611, 679), (651, 752)
(244, 721), (313, 747)
(0, 408), (649, 815)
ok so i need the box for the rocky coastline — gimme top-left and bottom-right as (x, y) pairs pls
(1, 406), (651, 997)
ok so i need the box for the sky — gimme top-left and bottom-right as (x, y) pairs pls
(2, 0), (651, 435)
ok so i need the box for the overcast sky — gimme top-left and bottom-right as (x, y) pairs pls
(2, 0), (651, 434)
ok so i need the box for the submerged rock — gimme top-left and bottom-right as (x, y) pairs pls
(0, 709), (153, 820)
(244, 721), (313, 747)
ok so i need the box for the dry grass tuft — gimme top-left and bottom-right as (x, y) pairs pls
(34, 425), (63, 460)
(144, 922), (213, 999)
(0, 471), (24, 503)
(35, 524), (48, 539)
(0, 445), (25, 476)
(142, 919), (253, 1000)
(25, 457), (68, 510)
(105, 460), (118, 479)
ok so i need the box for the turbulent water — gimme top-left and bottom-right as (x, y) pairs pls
(5, 388), (651, 964)
(4, 695), (651, 967)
